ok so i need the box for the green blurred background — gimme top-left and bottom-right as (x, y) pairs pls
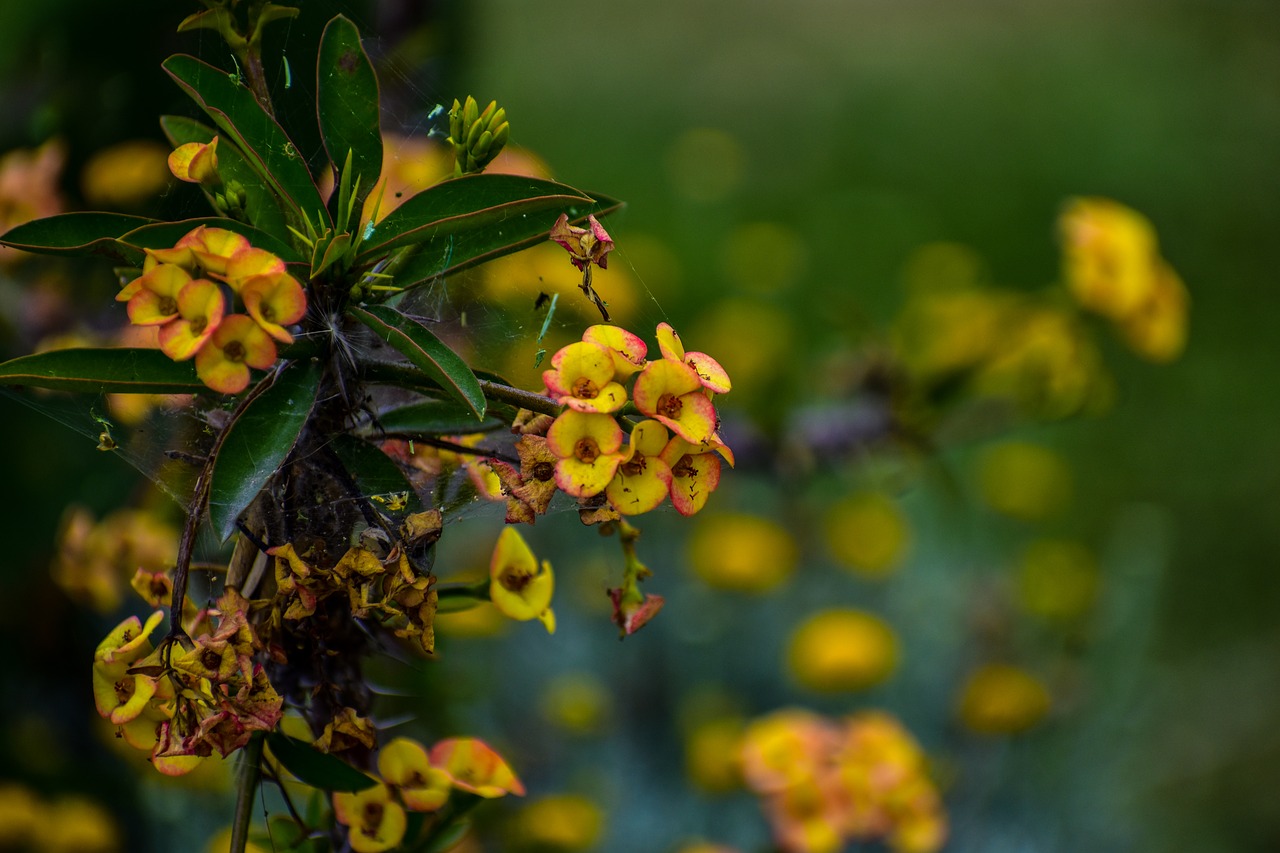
(1, 1), (1277, 851)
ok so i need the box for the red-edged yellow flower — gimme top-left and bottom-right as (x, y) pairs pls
(659, 436), (724, 516)
(194, 313), (277, 394)
(240, 272), (307, 343)
(542, 340), (627, 413)
(176, 226), (250, 277)
(633, 358), (718, 445)
(656, 322), (732, 393)
(168, 136), (219, 185)
(429, 737), (525, 798)
(605, 419), (672, 515)
(378, 737), (452, 812)
(224, 246), (288, 292)
(489, 526), (555, 633)
(582, 324), (647, 378)
(333, 781), (407, 853)
(125, 263), (190, 326)
(546, 410), (626, 498)
(157, 277), (225, 359)
(91, 611), (165, 725)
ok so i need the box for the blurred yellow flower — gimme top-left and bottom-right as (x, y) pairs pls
(787, 609), (899, 692)
(1116, 260), (1189, 363)
(0, 784), (40, 847)
(82, 139), (172, 207)
(977, 441), (1072, 521)
(690, 298), (793, 392)
(33, 796), (120, 853)
(956, 664), (1051, 735)
(685, 715), (745, 793)
(0, 138), (65, 265)
(539, 672), (612, 735)
(1059, 196), (1159, 321)
(688, 513), (798, 593)
(1017, 539), (1099, 622)
(52, 505), (179, 613)
(824, 492), (910, 578)
(435, 599), (509, 638)
(481, 241), (640, 324)
(509, 794), (604, 851)
(892, 287), (1013, 379)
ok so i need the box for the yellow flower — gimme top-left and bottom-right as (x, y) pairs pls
(194, 314), (278, 394)
(169, 136), (220, 185)
(823, 492), (910, 578)
(787, 610), (898, 693)
(378, 737), (452, 812)
(1017, 539), (1099, 622)
(32, 796), (120, 853)
(1115, 260), (1189, 363)
(430, 737), (525, 798)
(333, 782), (407, 853)
(82, 139), (172, 207)
(685, 716), (745, 793)
(510, 794), (604, 850)
(542, 340), (628, 413)
(546, 410), (626, 498)
(687, 513), (797, 593)
(489, 527), (555, 633)
(956, 664), (1051, 735)
(605, 419), (673, 516)
(977, 441), (1072, 521)
(1059, 196), (1160, 321)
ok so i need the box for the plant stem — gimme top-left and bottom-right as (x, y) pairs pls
(231, 731), (266, 853)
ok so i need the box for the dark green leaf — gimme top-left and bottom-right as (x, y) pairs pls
(163, 54), (329, 230)
(0, 213), (152, 264)
(423, 819), (471, 853)
(161, 115), (292, 244)
(328, 432), (424, 514)
(121, 217), (301, 264)
(349, 305), (485, 419)
(208, 360), (321, 542)
(0, 348), (204, 394)
(316, 16), (381, 212)
(377, 400), (504, 435)
(391, 189), (624, 289)
(266, 732), (377, 793)
(356, 174), (597, 261)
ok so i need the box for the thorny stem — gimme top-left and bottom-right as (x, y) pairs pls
(231, 731), (266, 853)
(235, 42), (274, 117)
(360, 361), (564, 419)
(167, 368), (284, 646)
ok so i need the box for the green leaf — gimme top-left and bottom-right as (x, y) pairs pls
(163, 54), (329, 231)
(0, 348), (204, 394)
(377, 400), (504, 435)
(161, 115), (292, 243)
(356, 174), (597, 262)
(266, 732), (377, 793)
(349, 304), (485, 419)
(316, 15), (381, 213)
(208, 360), (321, 542)
(0, 212), (152, 264)
(328, 433), (424, 514)
(391, 189), (624, 289)
(423, 819), (471, 852)
(121, 217), (302, 264)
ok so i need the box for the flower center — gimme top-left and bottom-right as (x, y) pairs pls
(201, 648), (223, 672)
(574, 437), (600, 463)
(223, 340), (247, 363)
(620, 456), (646, 477)
(657, 393), (682, 420)
(114, 678), (135, 704)
(158, 296), (178, 315)
(361, 801), (384, 834)
(531, 461), (555, 482)
(189, 316), (207, 336)
(570, 376), (598, 399)
(501, 567), (533, 593)
(672, 455), (697, 478)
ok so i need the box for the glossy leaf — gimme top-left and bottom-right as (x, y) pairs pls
(121, 217), (301, 264)
(163, 54), (329, 230)
(349, 304), (485, 419)
(266, 732), (377, 793)
(316, 15), (381, 212)
(356, 174), (596, 261)
(0, 348), (204, 394)
(328, 432), (424, 514)
(390, 190), (624, 290)
(377, 400), (505, 436)
(161, 115), (291, 243)
(208, 360), (321, 542)
(0, 213), (152, 264)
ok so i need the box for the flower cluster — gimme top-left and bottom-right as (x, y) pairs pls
(333, 736), (523, 853)
(494, 323), (734, 523)
(266, 510), (442, 654)
(739, 709), (946, 853)
(91, 590), (283, 776)
(116, 224), (306, 393)
(1059, 197), (1188, 362)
